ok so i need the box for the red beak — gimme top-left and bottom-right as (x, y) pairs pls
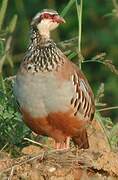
(54, 15), (66, 24)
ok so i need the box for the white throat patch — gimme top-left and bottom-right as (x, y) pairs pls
(37, 19), (59, 38)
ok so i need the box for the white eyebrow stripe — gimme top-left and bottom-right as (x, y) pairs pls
(42, 12), (58, 15)
(34, 12), (58, 20)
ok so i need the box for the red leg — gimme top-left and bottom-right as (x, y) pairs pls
(54, 137), (70, 150)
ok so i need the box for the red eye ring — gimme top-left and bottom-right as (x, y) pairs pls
(44, 14), (50, 18)
(41, 13), (51, 19)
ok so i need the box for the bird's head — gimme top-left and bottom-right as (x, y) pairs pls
(31, 9), (65, 38)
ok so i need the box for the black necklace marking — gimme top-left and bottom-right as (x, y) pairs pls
(22, 27), (64, 72)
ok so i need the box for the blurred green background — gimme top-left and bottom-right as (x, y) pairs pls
(0, 0), (118, 151)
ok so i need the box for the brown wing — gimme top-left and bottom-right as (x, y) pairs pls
(56, 54), (95, 122)
(70, 64), (95, 122)
(69, 64), (95, 148)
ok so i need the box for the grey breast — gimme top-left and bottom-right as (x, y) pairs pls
(13, 71), (75, 118)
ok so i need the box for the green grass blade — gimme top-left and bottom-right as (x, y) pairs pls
(0, 0), (8, 30)
(75, 0), (83, 69)
(61, 0), (75, 17)
(7, 55), (14, 68)
(76, 0), (83, 53)
(7, 15), (18, 33)
(0, 40), (4, 56)
(75, 0), (80, 51)
(68, 51), (77, 60)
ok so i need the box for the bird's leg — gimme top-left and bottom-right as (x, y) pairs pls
(54, 137), (70, 150)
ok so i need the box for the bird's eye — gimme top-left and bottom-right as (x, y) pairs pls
(52, 14), (57, 17)
(43, 13), (51, 19)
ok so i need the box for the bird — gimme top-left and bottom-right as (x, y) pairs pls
(13, 9), (95, 150)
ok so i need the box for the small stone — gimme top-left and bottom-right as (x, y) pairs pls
(48, 167), (56, 173)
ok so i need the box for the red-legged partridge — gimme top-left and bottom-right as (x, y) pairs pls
(14, 9), (95, 149)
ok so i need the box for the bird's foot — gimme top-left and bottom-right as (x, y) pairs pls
(54, 137), (70, 150)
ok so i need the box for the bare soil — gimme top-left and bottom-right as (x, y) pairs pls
(0, 120), (118, 180)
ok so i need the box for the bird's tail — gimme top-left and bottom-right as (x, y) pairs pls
(72, 128), (89, 149)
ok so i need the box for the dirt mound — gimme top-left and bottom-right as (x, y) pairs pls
(0, 148), (118, 180)
(0, 120), (118, 180)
